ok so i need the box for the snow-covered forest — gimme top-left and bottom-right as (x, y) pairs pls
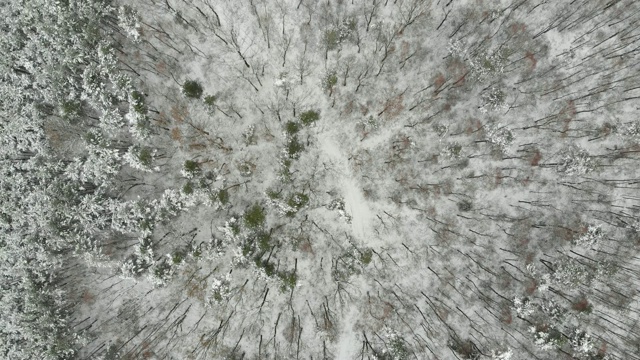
(2, 0), (640, 359)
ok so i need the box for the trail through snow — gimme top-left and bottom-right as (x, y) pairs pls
(335, 304), (360, 359)
(316, 126), (375, 359)
(317, 127), (375, 243)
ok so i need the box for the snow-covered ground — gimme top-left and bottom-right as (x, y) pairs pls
(5, 0), (639, 359)
(317, 126), (376, 244)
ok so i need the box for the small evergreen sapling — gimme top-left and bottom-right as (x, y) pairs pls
(300, 110), (320, 125)
(286, 192), (309, 211)
(323, 29), (340, 51)
(278, 270), (297, 291)
(182, 181), (194, 194)
(457, 200), (473, 212)
(244, 204), (266, 229)
(360, 249), (373, 265)
(204, 94), (217, 106)
(208, 274), (231, 304)
(286, 136), (305, 158)
(217, 188), (230, 205)
(182, 80), (204, 98)
(374, 327), (410, 360)
(123, 146), (157, 172)
(530, 325), (565, 351)
(130, 90), (147, 113)
(322, 72), (338, 95)
(285, 121), (300, 135)
(182, 160), (201, 178)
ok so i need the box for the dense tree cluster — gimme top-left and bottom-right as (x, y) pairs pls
(0, 0), (159, 357)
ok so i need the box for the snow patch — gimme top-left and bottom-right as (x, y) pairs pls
(317, 128), (375, 243)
